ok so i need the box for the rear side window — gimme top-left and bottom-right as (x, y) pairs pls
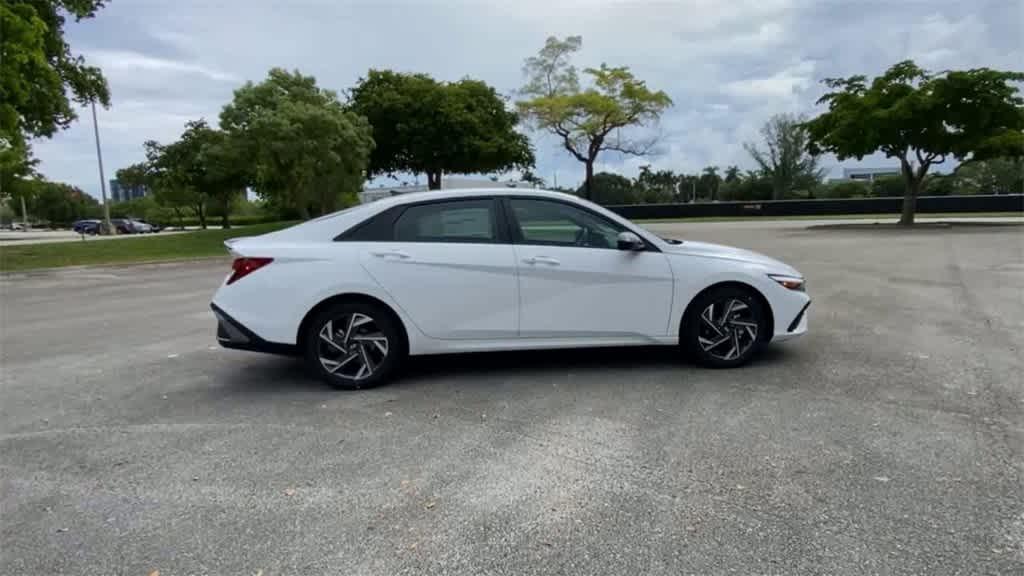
(338, 206), (402, 241)
(393, 200), (496, 243)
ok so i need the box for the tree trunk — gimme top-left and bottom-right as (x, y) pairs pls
(196, 203), (207, 229)
(899, 160), (921, 226)
(221, 195), (231, 229)
(427, 171), (442, 190)
(899, 179), (920, 225)
(584, 160), (594, 200)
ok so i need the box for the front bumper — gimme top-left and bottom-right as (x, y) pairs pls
(211, 303), (299, 356)
(773, 300), (809, 342)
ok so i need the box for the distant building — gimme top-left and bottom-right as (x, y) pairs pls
(829, 167), (900, 183)
(109, 179), (148, 203)
(360, 177), (536, 204)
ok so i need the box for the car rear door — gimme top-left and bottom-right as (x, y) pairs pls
(357, 197), (518, 340)
(506, 197), (674, 338)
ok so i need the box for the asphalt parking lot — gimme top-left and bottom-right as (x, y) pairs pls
(2, 220), (1022, 575)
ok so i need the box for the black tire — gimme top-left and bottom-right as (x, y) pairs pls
(303, 301), (406, 390)
(683, 285), (768, 368)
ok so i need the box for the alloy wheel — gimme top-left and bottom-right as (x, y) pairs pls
(317, 313), (390, 381)
(697, 298), (759, 361)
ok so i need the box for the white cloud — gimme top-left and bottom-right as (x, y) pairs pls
(721, 60), (816, 100)
(86, 50), (238, 83)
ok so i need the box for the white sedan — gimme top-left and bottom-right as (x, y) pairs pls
(211, 189), (809, 389)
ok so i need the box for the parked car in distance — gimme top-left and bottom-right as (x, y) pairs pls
(136, 219), (162, 233)
(72, 219), (101, 235)
(109, 218), (157, 234)
(131, 220), (154, 234)
(211, 188), (810, 390)
(110, 218), (132, 234)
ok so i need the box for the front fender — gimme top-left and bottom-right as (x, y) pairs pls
(667, 257), (808, 342)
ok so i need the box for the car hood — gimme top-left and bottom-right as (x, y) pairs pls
(662, 240), (801, 276)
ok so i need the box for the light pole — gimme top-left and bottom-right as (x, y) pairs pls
(91, 100), (114, 235)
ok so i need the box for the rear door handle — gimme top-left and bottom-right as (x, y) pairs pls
(371, 250), (411, 260)
(524, 256), (560, 266)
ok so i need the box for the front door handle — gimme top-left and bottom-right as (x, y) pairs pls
(524, 256), (560, 266)
(371, 250), (411, 260)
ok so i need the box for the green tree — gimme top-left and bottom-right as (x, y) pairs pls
(924, 173), (958, 196)
(700, 166), (721, 201)
(0, 1), (110, 176)
(953, 157), (1024, 195)
(635, 165), (679, 203)
(804, 60), (1024, 224)
(222, 68), (373, 218)
(517, 36), (672, 200)
(578, 172), (637, 205)
(724, 165), (741, 183)
(719, 172), (774, 202)
(743, 114), (823, 200)
(196, 128), (249, 228)
(151, 119), (252, 228)
(349, 70), (533, 190)
(115, 163), (149, 191)
(677, 173), (699, 202)
(144, 138), (202, 229)
(9, 178), (100, 226)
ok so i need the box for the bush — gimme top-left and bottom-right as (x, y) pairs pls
(871, 175), (905, 197)
(820, 180), (871, 198)
(924, 173), (958, 196)
(719, 177), (773, 201)
(578, 172), (638, 205)
(166, 214), (283, 228)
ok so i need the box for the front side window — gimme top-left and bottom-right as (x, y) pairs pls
(509, 198), (626, 249)
(393, 199), (496, 243)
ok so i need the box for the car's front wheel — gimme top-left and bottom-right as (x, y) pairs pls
(684, 286), (768, 368)
(303, 301), (405, 389)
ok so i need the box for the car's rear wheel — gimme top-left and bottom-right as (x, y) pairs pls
(303, 302), (405, 389)
(684, 285), (768, 368)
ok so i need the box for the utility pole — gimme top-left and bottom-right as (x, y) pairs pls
(20, 196), (28, 229)
(91, 100), (114, 235)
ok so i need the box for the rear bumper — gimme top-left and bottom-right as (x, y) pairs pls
(211, 303), (299, 356)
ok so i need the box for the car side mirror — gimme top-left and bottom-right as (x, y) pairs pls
(616, 231), (644, 251)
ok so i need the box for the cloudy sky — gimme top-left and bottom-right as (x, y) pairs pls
(35, 0), (1024, 198)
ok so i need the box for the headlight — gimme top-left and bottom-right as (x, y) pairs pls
(768, 274), (806, 292)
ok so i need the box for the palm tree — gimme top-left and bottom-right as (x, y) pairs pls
(701, 166), (721, 202)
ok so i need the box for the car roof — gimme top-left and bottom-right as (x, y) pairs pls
(255, 186), (672, 249)
(367, 187), (578, 210)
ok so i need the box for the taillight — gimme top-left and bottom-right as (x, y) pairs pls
(226, 257), (273, 285)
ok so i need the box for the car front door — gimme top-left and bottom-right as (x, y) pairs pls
(507, 197), (674, 339)
(358, 198), (518, 340)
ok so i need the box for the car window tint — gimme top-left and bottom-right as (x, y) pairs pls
(510, 199), (624, 249)
(393, 200), (495, 243)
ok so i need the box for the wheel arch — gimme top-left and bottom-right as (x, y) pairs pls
(296, 293), (410, 355)
(678, 281), (775, 344)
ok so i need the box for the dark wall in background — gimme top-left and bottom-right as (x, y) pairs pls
(606, 194), (1024, 220)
